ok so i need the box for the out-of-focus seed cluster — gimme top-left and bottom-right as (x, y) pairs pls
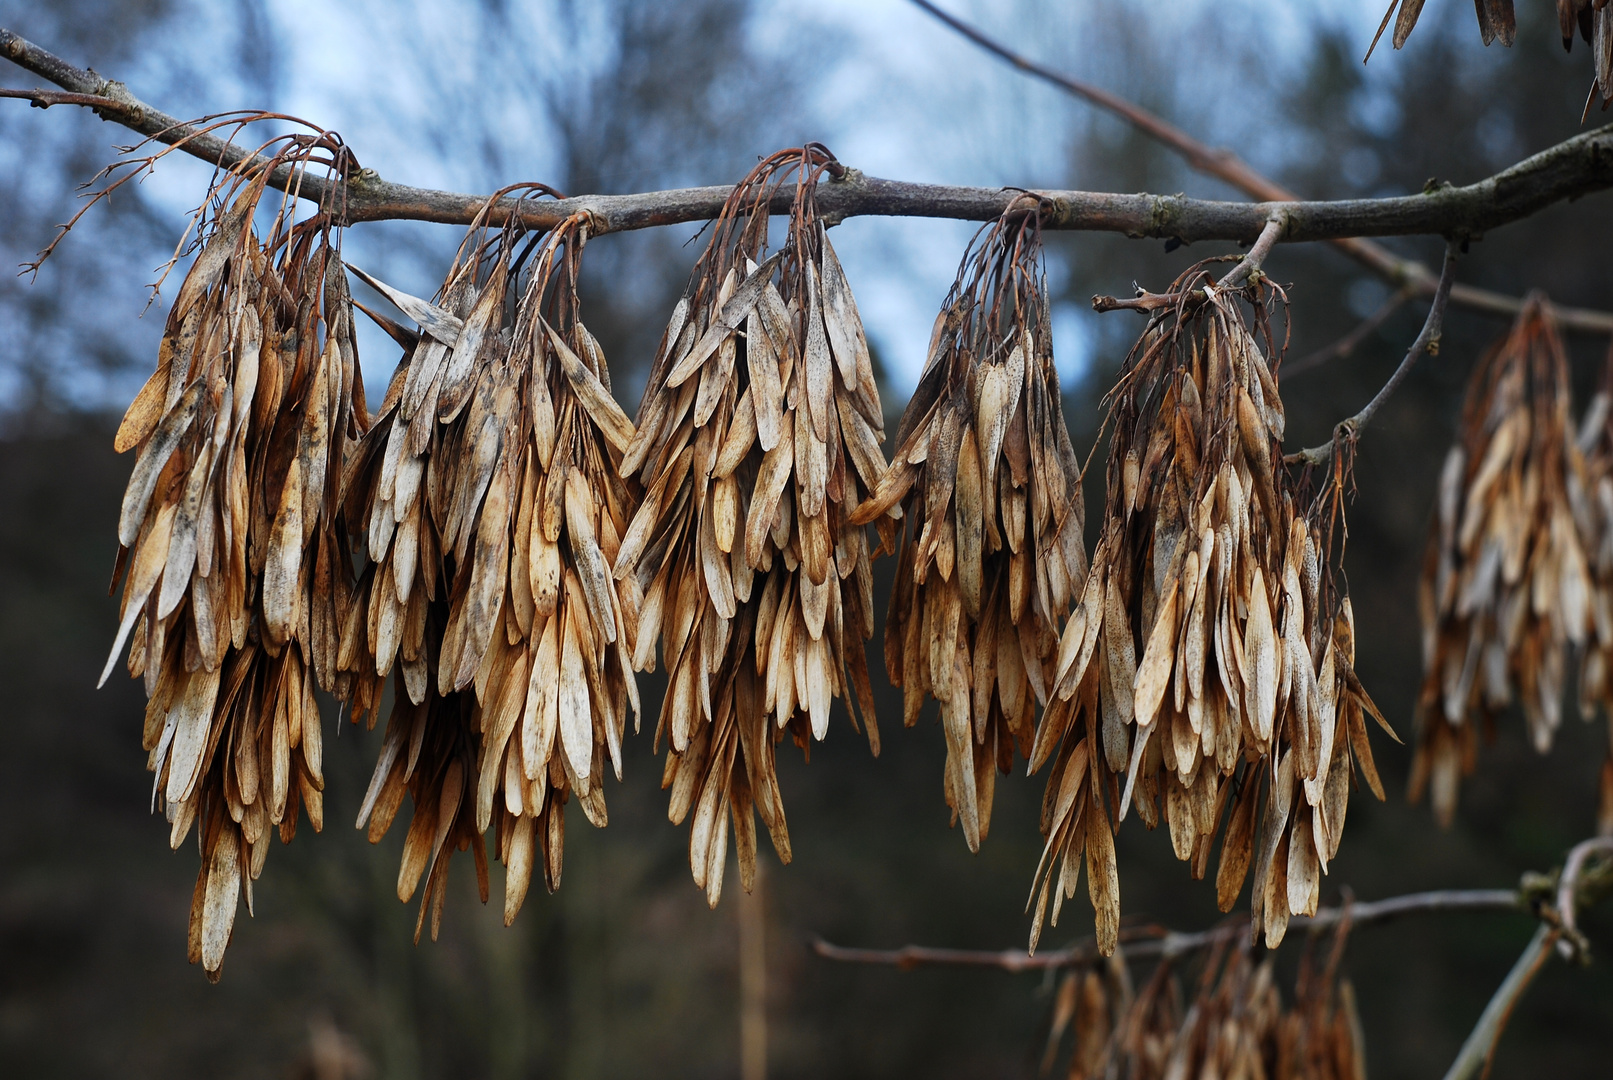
(1043, 919), (1366, 1080)
(1412, 298), (1592, 827)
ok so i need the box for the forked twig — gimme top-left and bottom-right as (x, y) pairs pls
(1090, 216), (1281, 315)
(1218, 213), (1286, 289)
(1285, 242), (1459, 467)
(908, 0), (1613, 336)
(1438, 836), (1613, 1080)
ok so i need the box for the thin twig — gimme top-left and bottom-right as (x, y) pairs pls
(6, 29), (1613, 254)
(1218, 213), (1286, 289)
(1285, 242), (1459, 467)
(1091, 216), (1282, 313)
(1440, 837), (1613, 1080)
(1439, 924), (1558, 1080)
(1091, 286), (1200, 315)
(810, 887), (1523, 973)
(0, 86), (141, 113)
(907, 0), (1613, 336)
(1285, 285), (1415, 379)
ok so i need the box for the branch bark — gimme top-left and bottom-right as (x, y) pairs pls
(6, 27), (1613, 256)
(908, 0), (1613, 335)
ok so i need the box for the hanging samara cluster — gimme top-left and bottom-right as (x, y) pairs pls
(104, 133), (369, 980)
(854, 198), (1086, 854)
(343, 192), (642, 939)
(616, 145), (887, 905)
(1026, 270), (1392, 954)
(100, 140), (1445, 981)
(1411, 298), (1593, 827)
(1576, 350), (1613, 836)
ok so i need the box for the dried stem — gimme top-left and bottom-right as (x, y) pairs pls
(908, 0), (1613, 336)
(1286, 243), (1459, 467)
(1219, 213), (1286, 289)
(7, 28), (1613, 253)
(1440, 924), (1557, 1080)
(1436, 837), (1613, 1080)
(1285, 285), (1416, 378)
(811, 887), (1523, 973)
(1091, 214), (1281, 314)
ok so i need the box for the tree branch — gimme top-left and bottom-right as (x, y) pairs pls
(810, 887), (1523, 973)
(1439, 837), (1613, 1080)
(7, 27), (1613, 254)
(1286, 243), (1459, 467)
(908, 0), (1613, 336)
(1440, 924), (1557, 1080)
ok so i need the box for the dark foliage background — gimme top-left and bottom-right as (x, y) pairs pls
(1, 2), (1610, 1077)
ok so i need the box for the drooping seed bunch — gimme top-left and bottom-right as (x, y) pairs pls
(1412, 297), (1592, 827)
(1373, 0), (1613, 110)
(1028, 273), (1389, 954)
(615, 145), (887, 905)
(1372, 0), (1516, 53)
(1044, 920), (1365, 1080)
(346, 198), (641, 937)
(853, 199), (1085, 852)
(1577, 352), (1613, 836)
(104, 132), (368, 979)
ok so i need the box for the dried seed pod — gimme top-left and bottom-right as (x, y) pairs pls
(1370, 0), (1514, 55)
(1044, 916), (1366, 1080)
(1411, 297), (1591, 827)
(1373, 0), (1613, 115)
(1029, 271), (1388, 954)
(1578, 350), (1613, 836)
(347, 199), (640, 933)
(106, 131), (369, 978)
(854, 199), (1085, 853)
(618, 145), (886, 903)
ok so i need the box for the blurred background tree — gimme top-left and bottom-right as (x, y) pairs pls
(0, 1), (1609, 1077)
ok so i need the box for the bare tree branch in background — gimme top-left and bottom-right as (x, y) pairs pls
(1287, 243), (1460, 466)
(1285, 285), (1415, 377)
(0, 2), (281, 421)
(816, 831), (1613, 1080)
(908, 0), (1613, 336)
